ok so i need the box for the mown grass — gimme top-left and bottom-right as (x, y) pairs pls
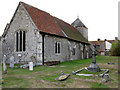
(2, 56), (119, 88)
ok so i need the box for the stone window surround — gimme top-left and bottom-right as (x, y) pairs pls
(85, 45), (88, 51)
(54, 41), (61, 55)
(15, 30), (26, 52)
(72, 47), (76, 55)
(80, 43), (83, 51)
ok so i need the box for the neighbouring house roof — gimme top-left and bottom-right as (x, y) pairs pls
(98, 49), (105, 52)
(21, 2), (89, 44)
(107, 40), (115, 44)
(89, 41), (105, 52)
(89, 39), (116, 52)
(89, 41), (104, 45)
(89, 40), (115, 45)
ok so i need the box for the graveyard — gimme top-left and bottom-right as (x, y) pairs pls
(2, 56), (118, 88)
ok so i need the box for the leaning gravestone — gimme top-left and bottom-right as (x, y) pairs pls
(102, 74), (110, 83)
(3, 55), (7, 74)
(10, 56), (14, 68)
(104, 74), (110, 81)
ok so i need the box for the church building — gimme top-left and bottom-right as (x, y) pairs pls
(1, 2), (92, 65)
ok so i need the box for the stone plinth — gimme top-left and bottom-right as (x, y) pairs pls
(87, 63), (101, 72)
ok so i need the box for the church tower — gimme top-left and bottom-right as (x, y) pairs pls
(71, 17), (88, 40)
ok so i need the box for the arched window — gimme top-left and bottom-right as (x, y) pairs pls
(55, 42), (61, 54)
(16, 30), (26, 52)
(72, 48), (75, 55)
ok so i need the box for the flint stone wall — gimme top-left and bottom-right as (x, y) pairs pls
(2, 3), (91, 64)
(44, 35), (89, 62)
(2, 4), (39, 64)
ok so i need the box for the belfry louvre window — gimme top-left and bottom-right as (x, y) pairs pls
(16, 31), (26, 51)
(55, 42), (61, 54)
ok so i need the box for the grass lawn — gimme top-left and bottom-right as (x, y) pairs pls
(2, 56), (119, 88)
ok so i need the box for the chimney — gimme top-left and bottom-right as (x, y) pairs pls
(115, 37), (118, 40)
(97, 38), (100, 41)
(104, 39), (107, 41)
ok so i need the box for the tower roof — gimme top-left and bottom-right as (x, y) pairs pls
(71, 17), (87, 29)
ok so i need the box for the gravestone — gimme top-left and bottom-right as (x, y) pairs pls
(102, 74), (110, 83)
(20, 64), (29, 69)
(29, 62), (33, 71)
(10, 56), (14, 68)
(56, 72), (70, 81)
(87, 44), (101, 72)
(3, 55), (7, 74)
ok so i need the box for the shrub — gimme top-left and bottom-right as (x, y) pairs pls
(110, 40), (120, 56)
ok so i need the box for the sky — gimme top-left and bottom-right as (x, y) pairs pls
(0, 0), (119, 41)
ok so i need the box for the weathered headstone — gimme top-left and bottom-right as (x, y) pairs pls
(72, 68), (85, 75)
(3, 55), (7, 74)
(102, 74), (110, 83)
(29, 62), (33, 71)
(18, 54), (22, 63)
(20, 64), (29, 69)
(56, 73), (70, 81)
(104, 74), (110, 80)
(99, 74), (104, 77)
(10, 56), (14, 68)
(76, 74), (95, 76)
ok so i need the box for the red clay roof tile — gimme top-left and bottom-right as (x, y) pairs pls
(21, 2), (88, 44)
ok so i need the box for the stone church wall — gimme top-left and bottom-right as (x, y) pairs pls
(44, 35), (89, 62)
(2, 4), (39, 64)
(2, 3), (91, 64)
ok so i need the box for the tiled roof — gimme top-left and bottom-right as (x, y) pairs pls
(89, 40), (115, 45)
(107, 40), (115, 44)
(71, 18), (87, 29)
(53, 17), (88, 43)
(89, 41), (104, 45)
(21, 2), (88, 44)
(98, 49), (105, 52)
(89, 40), (115, 52)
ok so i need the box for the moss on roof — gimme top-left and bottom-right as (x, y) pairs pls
(54, 18), (89, 44)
